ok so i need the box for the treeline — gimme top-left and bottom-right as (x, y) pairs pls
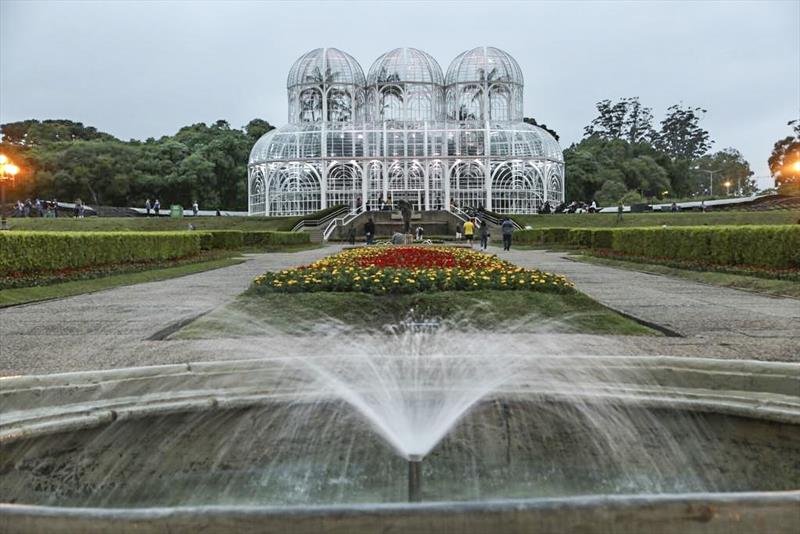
(565, 98), (759, 205)
(1, 101), (790, 210)
(0, 119), (274, 210)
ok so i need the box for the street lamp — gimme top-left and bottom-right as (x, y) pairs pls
(0, 155), (20, 230)
(691, 167), (721, 196)
(724, 180), (732, 196)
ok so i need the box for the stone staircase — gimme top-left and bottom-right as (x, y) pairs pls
(327, 210), (466, 240)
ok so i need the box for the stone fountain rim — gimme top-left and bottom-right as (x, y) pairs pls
(2, 355), (799, 445)
(1, 355), (797, 388)
(1, 491), (799, 534)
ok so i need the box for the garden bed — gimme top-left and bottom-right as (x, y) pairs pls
(250, 246), (574, 295)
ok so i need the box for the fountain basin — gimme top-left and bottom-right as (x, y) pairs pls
(1, 357), (798, 533)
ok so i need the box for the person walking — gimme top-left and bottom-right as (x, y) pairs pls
(364, 217), (375, 245)
(462, 218), (475, 247)
(348, 225), (356, 245)
(192, 201), (199, 216)
(501, 217), (514, 251)
(145, 198), (151, 216)
(616, 202), (623, 223)
(479, 219), (490, 250)
(153, 199), (161, 216)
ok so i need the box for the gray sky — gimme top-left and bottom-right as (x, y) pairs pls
(2, 0), (798, 187)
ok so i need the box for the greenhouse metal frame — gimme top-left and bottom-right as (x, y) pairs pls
(248, 47), (564, 216)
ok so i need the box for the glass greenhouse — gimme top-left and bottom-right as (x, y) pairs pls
(248, 47), (564, 216)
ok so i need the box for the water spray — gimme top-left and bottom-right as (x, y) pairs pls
(408, 454), (423, 502)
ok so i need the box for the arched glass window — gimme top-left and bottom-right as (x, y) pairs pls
(250, 168), (266, 215)
(327, 162), (362, 209)
(298, 88), (323, 122)
(380, 85), (404, 121)
(450, 161), (485, 209)
(268, 163), (321, 216)
(491, 161), (538, 214)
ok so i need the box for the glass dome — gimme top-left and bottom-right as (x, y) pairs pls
(286, 48), (366, 90)
(366, 48), (444, 86)
(445, 46), (524, 87)
(287, 48), (366, 124)
(248, 129), (277, 165)
(365, 48), (445, 122)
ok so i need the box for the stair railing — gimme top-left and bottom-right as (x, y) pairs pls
(291, 206), (349, 232)
(322, 207), (363, 242)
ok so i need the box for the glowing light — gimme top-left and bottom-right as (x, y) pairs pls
(0, 155), (7, 164)
(793, 161), (800, 173)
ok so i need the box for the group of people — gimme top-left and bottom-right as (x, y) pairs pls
(13, 198), (60, 218)
(144, 199), (161, 216)
(457, 216), (515, 251)
(144, 199), (201, 216)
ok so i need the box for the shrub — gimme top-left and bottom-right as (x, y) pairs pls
(608, 226), (800, 269)
(511, 225), (799, 269)
(243, 231), (310, 247)
(198, 230), (310, 250)
(0, 232), (202, 275)
(198, 231), (245, 250)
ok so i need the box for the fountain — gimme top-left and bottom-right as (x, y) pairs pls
(1, 324), (799, 532)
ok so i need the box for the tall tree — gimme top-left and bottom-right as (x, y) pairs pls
(654, 104), (713, 160)
(583, 97), (655, 144)
(768, 119), (800, 193)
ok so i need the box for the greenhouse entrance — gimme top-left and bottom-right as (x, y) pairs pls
(390, 189), (426, 211)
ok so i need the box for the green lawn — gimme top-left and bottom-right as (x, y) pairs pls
(175, 290), (657, 339)
(6, 215), (296, 232)
(513, 210), (800, 229)
(573, 255), (800, 299)
(0, 256), (245, 307)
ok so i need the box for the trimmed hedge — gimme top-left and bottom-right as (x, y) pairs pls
(513, 225), (800, 269)
(198, 230), (310, 250)
(0, 232), (202, 275)
(608, 226), (800, 269)
(1, 230), (311, 275)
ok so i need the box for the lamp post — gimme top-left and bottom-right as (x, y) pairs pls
(691, 167), (721, 196)
(0, 155), (20, 230)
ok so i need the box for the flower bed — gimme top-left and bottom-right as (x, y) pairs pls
(252, 246), (574, 295)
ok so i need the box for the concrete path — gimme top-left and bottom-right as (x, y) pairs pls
(497, 248), (800, 361)
(1, 245), (798, 376)
(0, 247), (337, 376)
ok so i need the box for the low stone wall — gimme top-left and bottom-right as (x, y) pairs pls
(2, 492), (799, 534)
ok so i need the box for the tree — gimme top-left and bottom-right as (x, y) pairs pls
(244, 119), (274, 144)
(0, 119), (115, 146)
(654, 104), (713, 160)
(583, 97), (655, 144)
(0, 117), (270, 210)
(594, 180), (628, 206)
(694, 148), (756, 196)
(768, 119), (800, 193)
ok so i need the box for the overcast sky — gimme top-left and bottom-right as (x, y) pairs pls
(2, 0), (798, 186)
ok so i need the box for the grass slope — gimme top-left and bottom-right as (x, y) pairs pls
(176, 290), (657, 338)
(513, 210), (800, 229)
(0, 257), (244, 307)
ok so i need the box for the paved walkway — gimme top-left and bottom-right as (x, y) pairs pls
(0, 247), (337, 376)
(1, 245), (797, 376)
(497, 248), (800, 361)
